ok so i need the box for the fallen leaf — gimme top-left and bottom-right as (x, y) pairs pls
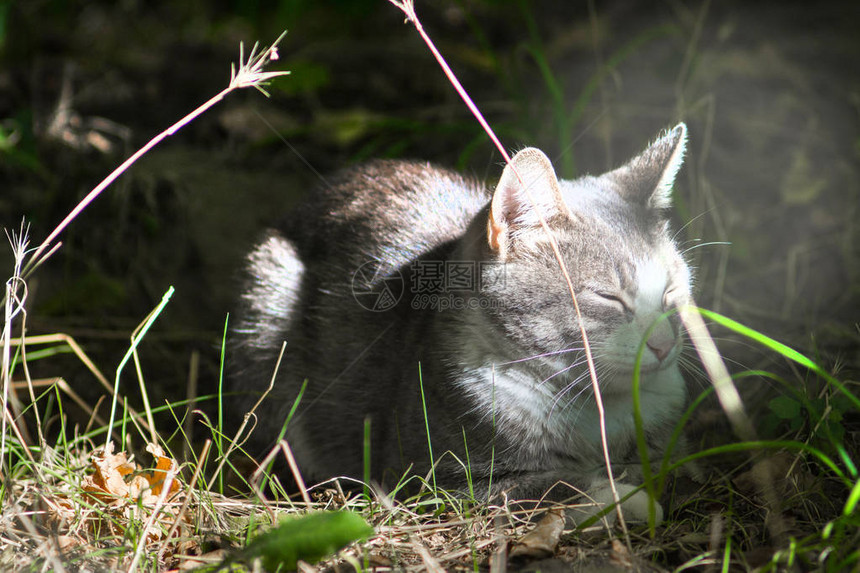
(143, 452), (181, 498)
(509, 509), (565, 560)
(76, 443), (188, 547)
(81, 443), (136, 503)
(56, 535), (78, 551)
(609, 539), (633, 568)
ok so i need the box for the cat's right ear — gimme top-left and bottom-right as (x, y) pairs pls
(609, 123), (687, 210)
(488, 148), (568, 259)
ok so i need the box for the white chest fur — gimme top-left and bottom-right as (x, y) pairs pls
(459, 358), (686, 469)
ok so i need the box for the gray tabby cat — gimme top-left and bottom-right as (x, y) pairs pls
(231, 124), (692, 522)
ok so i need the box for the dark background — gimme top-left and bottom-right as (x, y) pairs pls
(0, 0), (857, 439)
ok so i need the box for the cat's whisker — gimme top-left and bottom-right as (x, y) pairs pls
(549, 355), (617, 410)
(677, 356), (708, 384)
(685, 334), (772, 357)
(681, 241), (731, 256)
(672, 208), (715, 242)
(550, 371), (594, 416)
(539, 354), (595, 390)
(500, 346), (586, 366)
(555, 373), (602, 421)
(680, 341), (752, 371)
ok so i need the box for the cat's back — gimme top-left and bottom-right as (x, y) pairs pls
(285, 160), (490, 272)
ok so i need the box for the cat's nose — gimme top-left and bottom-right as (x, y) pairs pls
(645, 319), (676, 362)
(646, 338), (673, 362)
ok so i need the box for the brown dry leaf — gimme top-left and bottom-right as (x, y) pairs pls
(128, 474), (156, 504)
(56, 535), (78, 551)
(146, 453), (181, 498)
(81, 443), (136, 503)
(509, 509), (565, 560)
(76, 443), (188, 547)
(80, 443), (183, 507)
(141, 443), (181, 498)
(609, 539), (633, 568)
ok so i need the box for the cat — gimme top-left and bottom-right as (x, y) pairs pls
(230, 123), (693, 523)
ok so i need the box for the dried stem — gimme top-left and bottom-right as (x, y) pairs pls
(387, 0), (629, 540)
(23, 31), (289, 279)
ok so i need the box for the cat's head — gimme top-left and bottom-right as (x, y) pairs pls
(479, 124), (690, 394)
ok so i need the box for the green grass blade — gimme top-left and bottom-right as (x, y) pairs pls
(106, 285), (174, 451)
(697, 308), (860, 412)
(364, 416), (372, 503)
(844, 479), (860, 516)
(217, 313), (229, 495)
(668, 440), (847, 484)
(418, 362), (437, 493)
(232, 511), (374, 571)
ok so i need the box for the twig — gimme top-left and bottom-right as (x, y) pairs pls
(386, 0), (629, 542)
(1, 223), (30, 468)
(159, 440), (212, 563)
(250, 447), (281, 524)
(23, 31), (290, 278)
(183, 350), (200, 462)
(280, 439), (312, 507)
(127, 457), (178, 573)
(11, 377), (105, 427)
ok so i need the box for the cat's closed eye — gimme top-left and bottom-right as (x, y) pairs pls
(594, 291), (632, 313)
(662, 287), (680, 309)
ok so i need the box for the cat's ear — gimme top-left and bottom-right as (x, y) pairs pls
(609, 123), (687, 209)
(488, 147), (568, 257)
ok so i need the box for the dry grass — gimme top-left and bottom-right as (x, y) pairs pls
(2, 399), (854, 572)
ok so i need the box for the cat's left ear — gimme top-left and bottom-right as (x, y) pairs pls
(488, 147), (568, 258)
(609, 123), (687, 209)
